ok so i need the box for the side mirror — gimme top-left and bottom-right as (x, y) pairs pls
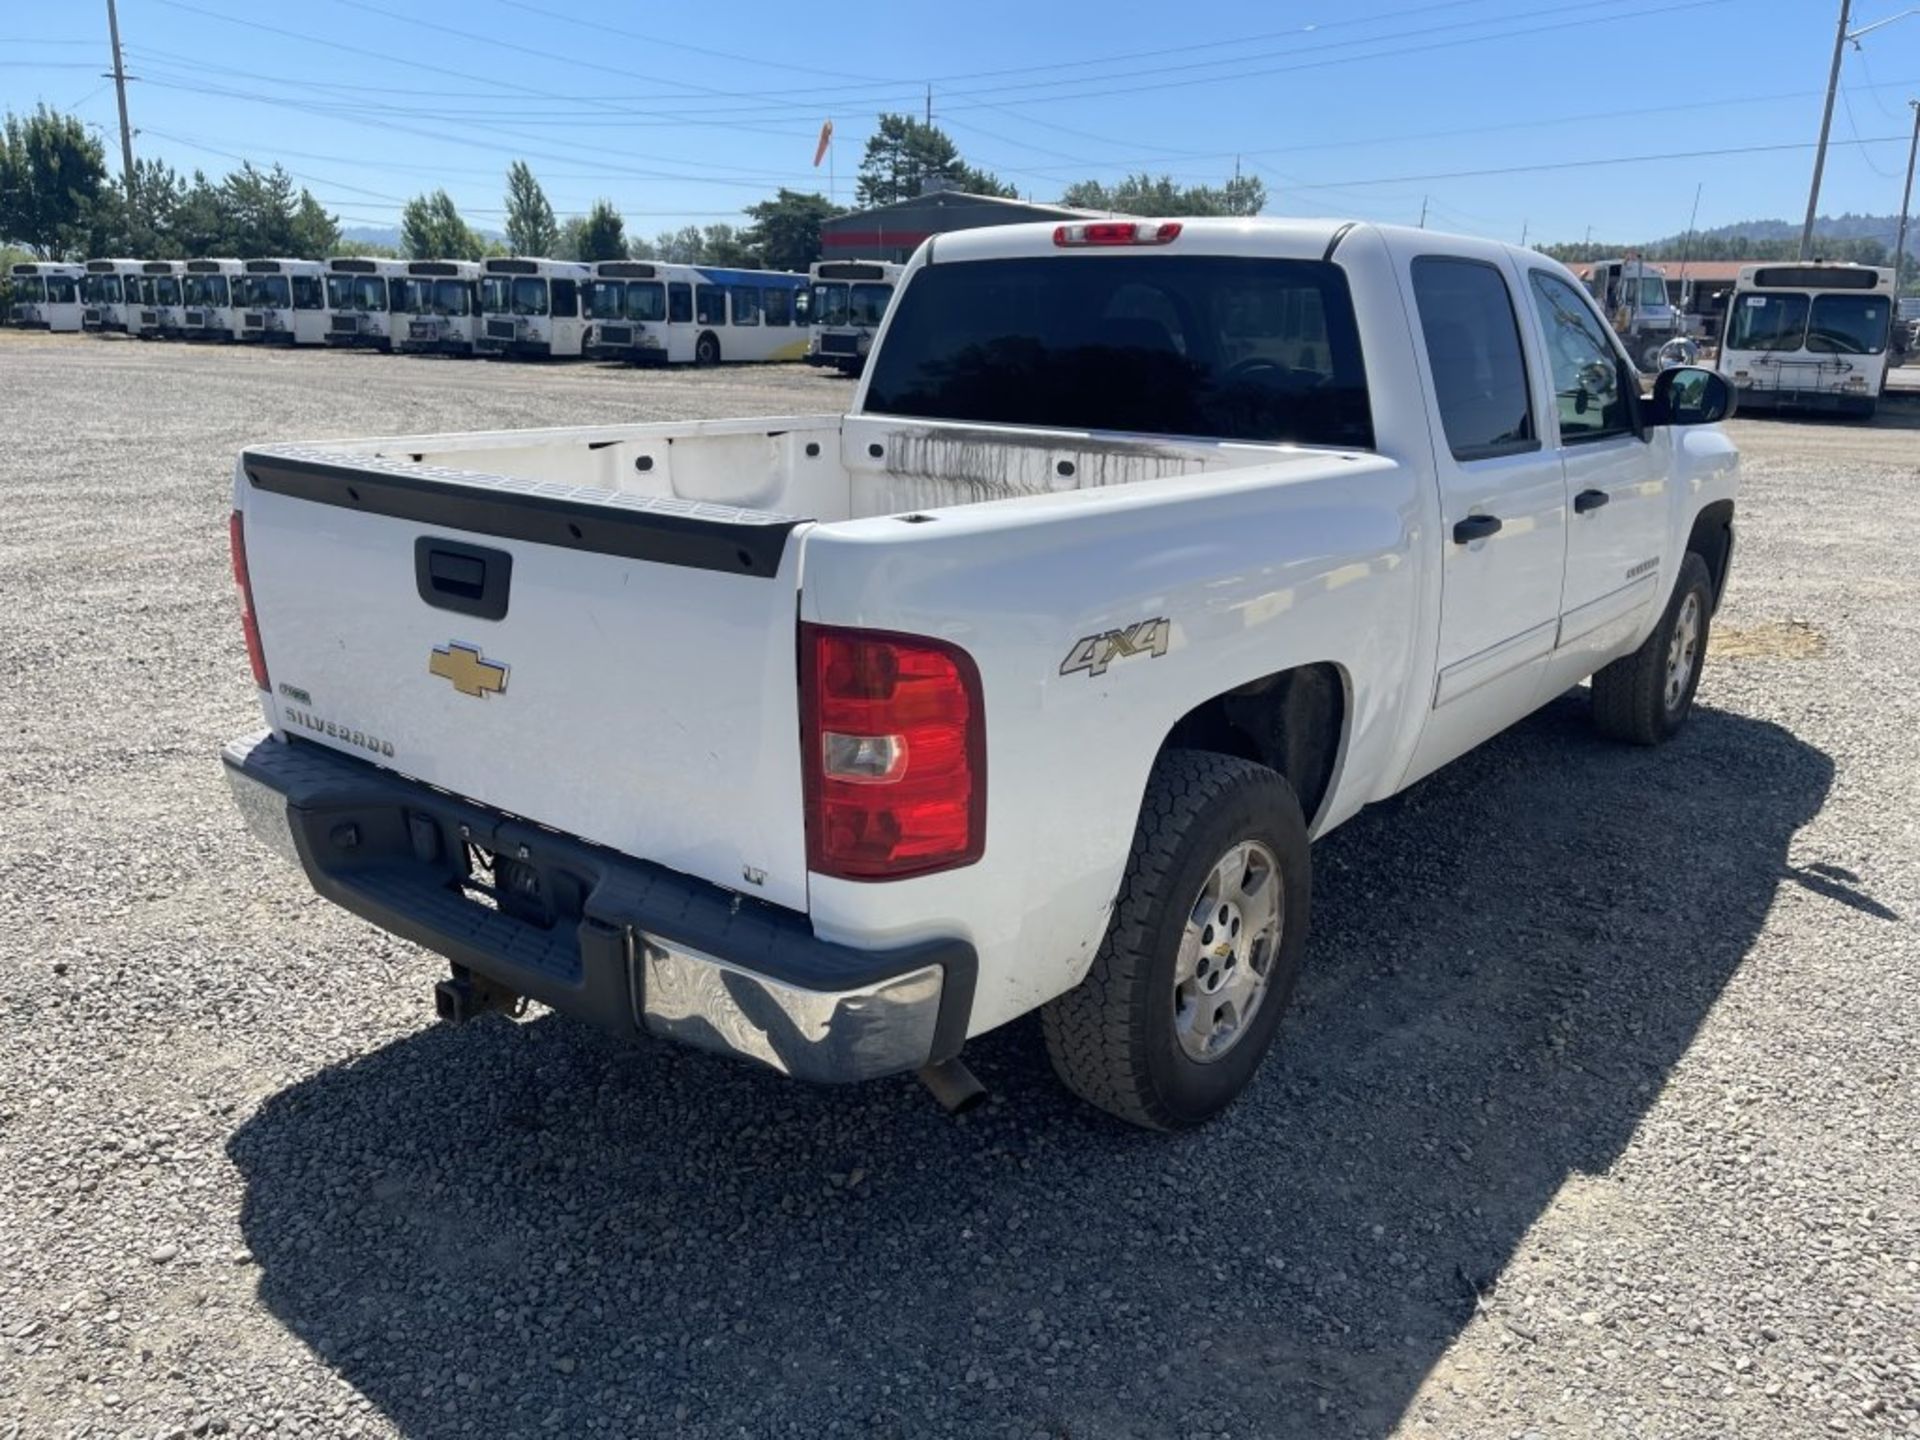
(1647, 365), (1737, 426)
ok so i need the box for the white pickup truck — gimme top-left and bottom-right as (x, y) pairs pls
(222, 218), (1739, 1130)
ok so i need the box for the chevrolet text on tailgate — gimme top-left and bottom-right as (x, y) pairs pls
(223, 219), (1740, 1130)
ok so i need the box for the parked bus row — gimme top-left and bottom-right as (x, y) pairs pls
(8, 256), (906, 373)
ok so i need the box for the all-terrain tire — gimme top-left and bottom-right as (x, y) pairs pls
(1592, 550), (1714, 745)
(1041, 749), (1311, 1131)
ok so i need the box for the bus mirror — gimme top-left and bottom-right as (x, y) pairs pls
(1648, 365), (1736, 427)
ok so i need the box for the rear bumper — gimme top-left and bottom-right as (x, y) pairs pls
(222, 731), (973, 1082)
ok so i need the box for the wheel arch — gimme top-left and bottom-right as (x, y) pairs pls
(1156, 661), (1350, 833)
(1687, 498), (1735, 612)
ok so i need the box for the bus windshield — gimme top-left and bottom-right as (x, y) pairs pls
(388, 279), (426, 313)
(849, 283), (891, 326)
(1806, 294), (1888, 355)
(628, 282), (665, 322)
(15, 276), (46, 304)
(184, 275), (230, 307)
(154, 277), (181, 305)
(511, 277), (548, 316)
(249, 275), (292, 308)
(812, 282), (849, 327)
(1727, 293), (1808, 351)
(430, 279), (470, 315)
(479, 276), (512, 314)
(588, 282), (625, 320)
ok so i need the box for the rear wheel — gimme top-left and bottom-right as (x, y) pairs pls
(1041, 750), (1311, 1131)
(1592, 551), (1713, 745)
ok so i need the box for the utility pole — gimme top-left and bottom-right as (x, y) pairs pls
(1677, 181), (1703, 290)
(1801, 0), (1852, 259)
(1896, 100), (1920, 299)
(105, 0), (137, 206)
(1520, 219), (1529, 248)
(1418, 195), (1428, 229)
(1801, 5), (1920, 259)
(925, 84), (933, 127)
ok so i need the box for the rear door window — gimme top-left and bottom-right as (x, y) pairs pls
(862, 255), (1373, 448)
(1409, 257), (1536, 460)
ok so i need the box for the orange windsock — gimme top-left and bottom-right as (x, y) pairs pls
(813, 118), (833, 167)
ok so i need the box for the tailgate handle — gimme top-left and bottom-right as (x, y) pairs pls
(415, 537), (512, 622)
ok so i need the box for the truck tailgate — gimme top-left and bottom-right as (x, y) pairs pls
(237, 445), (813, 913)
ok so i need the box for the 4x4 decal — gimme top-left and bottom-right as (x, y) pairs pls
(1060, 618), (1172, 677)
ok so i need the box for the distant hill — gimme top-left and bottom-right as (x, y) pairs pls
(338, 223), (506, 254)
(340, 225), (402, 251)
(1649, 212), (1911, 252)
(1547, 212), (1914, 267)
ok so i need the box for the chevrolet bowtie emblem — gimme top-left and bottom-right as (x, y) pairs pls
(429, 642), (509, 698)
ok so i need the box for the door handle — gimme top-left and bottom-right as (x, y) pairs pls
(1574, 488), (1611, 514)
(1452, 514), (1503, 544)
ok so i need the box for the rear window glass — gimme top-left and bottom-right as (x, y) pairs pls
(863, 256), (1373, 448)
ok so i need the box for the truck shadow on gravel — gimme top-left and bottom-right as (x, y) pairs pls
(229, 696), (1841, 1440)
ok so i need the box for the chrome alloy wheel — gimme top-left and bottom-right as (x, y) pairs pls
(1665, 590), (1702, 712)
(1173, 840), (1284, 1063)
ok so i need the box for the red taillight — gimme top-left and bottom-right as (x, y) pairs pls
(228, 510), (269, 690)
(1053, 220), (1183, 247)
(801, 624), (985, 881)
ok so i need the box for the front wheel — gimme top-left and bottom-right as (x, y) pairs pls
(695, 331), (720, 365)
(1592, 551), (1714, 744)
(1041, 750), (1312, 1131)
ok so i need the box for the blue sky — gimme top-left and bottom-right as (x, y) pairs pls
(5, 0), (1919, 245)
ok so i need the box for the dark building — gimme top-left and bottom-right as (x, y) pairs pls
(818, 188), (1105, 263)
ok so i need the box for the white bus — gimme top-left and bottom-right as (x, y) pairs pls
(9, 262), (85, 332)
(476, 257), (591, 359)
(238, 258), (328, 346)
(325, 257), (407, 349)
(583, 261), (810, 366)
(1716, 262), (1895, 419)
(82, 258), (146, 334)
(134, 261), (186, 339)
(182, 258), (246, 342)
(807, 260), (903, 375)
(393, 259), (481, 356)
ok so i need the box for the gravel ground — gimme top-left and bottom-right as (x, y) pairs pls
(1, 332), (1915, 1440)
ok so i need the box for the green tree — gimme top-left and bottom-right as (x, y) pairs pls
(504, 160), (559, 256)
(855, 114), (1015, 207)
(569, 198), (627, 263)
(626, 233), (659, 260)
(289, 191), (340, 258)
(651, 225), (705, 264)
(743, 188), (842, 272)
(170, 170), (230, 255)
(701, 222), (757, 267)
(400, 189), (482, 259)
(1060, 172), (1266, 218)
(0, 106), (110, 258)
